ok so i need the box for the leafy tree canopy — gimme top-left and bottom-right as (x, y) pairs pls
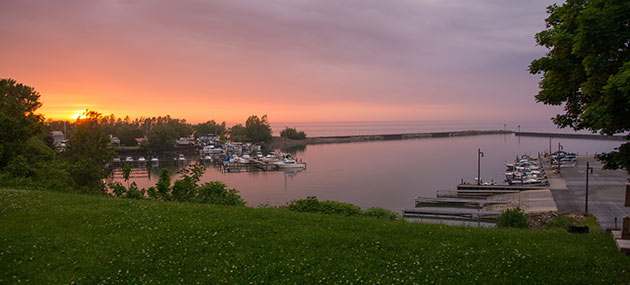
(0, 78), (44, 169)
(245, 115), (272, 143)
(280, 127), (307, 140)
(147, 124), (179, 150)
(529, 0), (630, 172)
(115, 124), (144, 146)
(228, 123), (247, 142)
(193, 120), (227, 137)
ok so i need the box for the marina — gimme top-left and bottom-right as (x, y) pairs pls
(112, 132), (623, 220)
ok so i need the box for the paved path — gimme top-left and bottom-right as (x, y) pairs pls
(548, 156), (629, 231)
(486, 190), (557, 213)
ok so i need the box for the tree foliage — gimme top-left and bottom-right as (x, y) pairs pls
(193, 120), (227, 137)
(530, 0), (630, 172)
(228, 124), (247, 142)
(63, 110), (114, 191)
(116, 124), (144, 146)
(147, 124), (179, 150)
(280, 127), (307, 140)
(497, 207), (530, 229)
(245, 115), (272, 143)
(0, 78), (44, 169)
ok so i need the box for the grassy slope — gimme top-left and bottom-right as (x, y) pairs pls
(1, 189), (628, 284)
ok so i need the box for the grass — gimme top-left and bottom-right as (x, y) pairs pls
(1, 189), (629, 283)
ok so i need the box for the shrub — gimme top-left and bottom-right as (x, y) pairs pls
(286, 197), (400, 220)
(286, 196), (321, 212)
(364, 207), (401, 220)
(497, 207), (529, 228)
(194, 181), (245, 206)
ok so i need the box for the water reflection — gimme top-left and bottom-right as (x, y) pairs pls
(115, 134), (621, 212)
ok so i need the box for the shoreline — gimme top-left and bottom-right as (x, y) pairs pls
(267, 130), (513, 149)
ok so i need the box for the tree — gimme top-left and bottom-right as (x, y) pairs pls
(63, 110), (114, 191)
(280, 127), (307, 140)
(245, 115), (272, 143)
(193, 120), (227, 137)
(228, 124), (247, 142)
(529, 0), (630, 173)
(116, 124), (144, 146)
(147, 124), (179, 150)
(0, 78), (44, 169)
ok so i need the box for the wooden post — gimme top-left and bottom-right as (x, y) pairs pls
(625, 184), (630, 207)
(622, 217), (630, 239)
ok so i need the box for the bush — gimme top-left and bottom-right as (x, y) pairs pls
(280, 127), (307, 140)
(286, 196), (400, 220)
(364, 207), (401, 220)
(194, 181), (245, 206)
(497, 207), (529, 228)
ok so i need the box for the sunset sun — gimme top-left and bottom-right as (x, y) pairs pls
(70, 110), (87, 120)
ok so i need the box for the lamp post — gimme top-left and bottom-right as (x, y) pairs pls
(585, 161), (594, 214)
(477, 148), (484, 185)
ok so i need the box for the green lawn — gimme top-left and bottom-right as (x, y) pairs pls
(1, 189), (628, 283)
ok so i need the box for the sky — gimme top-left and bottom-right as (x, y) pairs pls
(0, 0), (563, 124)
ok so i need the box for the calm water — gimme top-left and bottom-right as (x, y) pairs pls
(119, 133), (621, 212)
(268, 120), (595, 137)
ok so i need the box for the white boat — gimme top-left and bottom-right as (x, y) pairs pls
(273, 159), (306, 169)
(151, 157), (159, 162)
(256, 152), (264, 159)
(203, 155), (213, 161)
(202, 145), (222, 154)
(178, 154), (186, 161)
(113, 157), (121, 163)
(138, 156), (146, 162)
(125, 156), (134, 162)
(261, 154), (280, 163)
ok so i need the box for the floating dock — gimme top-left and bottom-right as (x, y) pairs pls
(415, 197), (508, 209)
(402, 208), (501, 221)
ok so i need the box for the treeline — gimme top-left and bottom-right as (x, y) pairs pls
(0, 80), (113, 193)
(46, 114), (274, 150)
(0, 78), (269, 193)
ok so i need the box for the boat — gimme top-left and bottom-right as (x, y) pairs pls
(113, 157), (121, 163)
(202, 145), (223, 154)
(125, 156), (134, 162)
(151, 157), (159, 162)
(178, 154), (186, 161)
(138, 156), (146, 163)
(273, 158), (306, 169)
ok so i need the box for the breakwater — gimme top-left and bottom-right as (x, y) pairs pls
(515, 131), (625, 141)
(268, 130), (512, 149)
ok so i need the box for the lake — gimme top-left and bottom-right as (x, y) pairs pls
(117, 133), (621, 212)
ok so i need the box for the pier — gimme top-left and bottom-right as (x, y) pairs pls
(515, 131), (625, 141)
(402, 208), (501, 221)
(415, 197), (508, 209)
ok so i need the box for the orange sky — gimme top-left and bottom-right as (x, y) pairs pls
(1, 0), (563, 124)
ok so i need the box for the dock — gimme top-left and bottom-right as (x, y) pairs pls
(415, 197), (508, 209)
(514, 131), (625, 141)
(402, 208), (501, 221)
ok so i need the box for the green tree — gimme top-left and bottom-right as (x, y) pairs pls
(147, 124), (179, 150)
(529, 0), (630, 172)
(245, 115), (272, 143)
(193, 120), (227, 137)
(280, 127), (307, 140)
(63, 110), (114, 191)
(116, 124), (144, 146)
(228, 123), (247, 142)
(0, 78), (44, 170)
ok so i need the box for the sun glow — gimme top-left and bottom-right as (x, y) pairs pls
(70, 110), (87, 120)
